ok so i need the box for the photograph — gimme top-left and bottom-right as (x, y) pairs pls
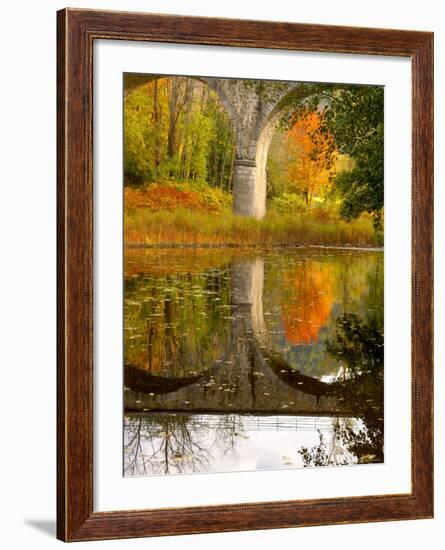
(0, 0), (438, 546)
(123, 74), (384, 477)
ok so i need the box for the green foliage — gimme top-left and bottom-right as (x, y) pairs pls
(266, 132), (292, 199)
(184, 181), (232, 211)
(270, 192), (307, 213)
(124, 77), (235, 190)
(185, 110), (213, 183)
(323, 87), (384, 228)
(124, 86), (159, 185)
(205, 94), (235, 191)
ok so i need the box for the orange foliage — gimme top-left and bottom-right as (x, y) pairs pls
(124, 184), (223, 213)
(281, 263), (334, 345)
(286, 112), (336, 205)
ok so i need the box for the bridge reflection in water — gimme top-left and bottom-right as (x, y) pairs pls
(124, 249), (384, 476)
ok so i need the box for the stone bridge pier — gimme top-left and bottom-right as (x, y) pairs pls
(205, 79), (296, 219)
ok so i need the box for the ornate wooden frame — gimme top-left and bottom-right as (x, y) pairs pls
(57, 8), (434, 542)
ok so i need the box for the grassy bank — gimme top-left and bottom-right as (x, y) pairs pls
(125, 207), (382, 247)
(123, 183), (382, 247)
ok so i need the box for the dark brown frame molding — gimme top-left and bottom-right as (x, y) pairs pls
(57, 8), (434, 542)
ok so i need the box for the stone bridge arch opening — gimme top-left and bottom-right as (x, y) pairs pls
(230, 83), (313, 219)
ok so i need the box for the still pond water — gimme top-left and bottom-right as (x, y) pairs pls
(124, 248), (383, 476)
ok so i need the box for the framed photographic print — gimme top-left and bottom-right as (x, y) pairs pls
(57, 8), (433, 542)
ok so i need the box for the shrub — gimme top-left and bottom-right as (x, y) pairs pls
(270, 192), (307, 214)
(124, 182), (231, 213)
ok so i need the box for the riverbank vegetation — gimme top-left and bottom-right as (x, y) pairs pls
(125, 185), (380, 246)
(124, 76), (384, 247)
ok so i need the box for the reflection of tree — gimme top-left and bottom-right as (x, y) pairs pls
(212, 415), (246, 462)
(363, 256), (384, 330)
(281, 262), (334, 345)
(299, 313), (384, 466)
(124, 413), (249, 476)
(124, 414), (211, 475)
(299, 420), (357, 467)
(124, 266), (231, 381)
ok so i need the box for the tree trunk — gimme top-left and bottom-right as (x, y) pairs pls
(228, 144), (235, 193)
(167, 79), (178, 160)
(219, 132), (230, 189)
(179, 80), (194, 181)
(152, 81), (161, 179)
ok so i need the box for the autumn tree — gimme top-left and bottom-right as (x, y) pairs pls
(285, 112), (336, 206)
(282, 83), (384, 227)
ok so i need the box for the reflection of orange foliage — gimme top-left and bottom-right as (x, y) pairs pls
(282, 263), (334, 345)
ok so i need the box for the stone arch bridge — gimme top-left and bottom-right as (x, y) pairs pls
(125, 74), (310, 219)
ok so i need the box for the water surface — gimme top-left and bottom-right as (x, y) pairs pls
(124, 248), (383, 476)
